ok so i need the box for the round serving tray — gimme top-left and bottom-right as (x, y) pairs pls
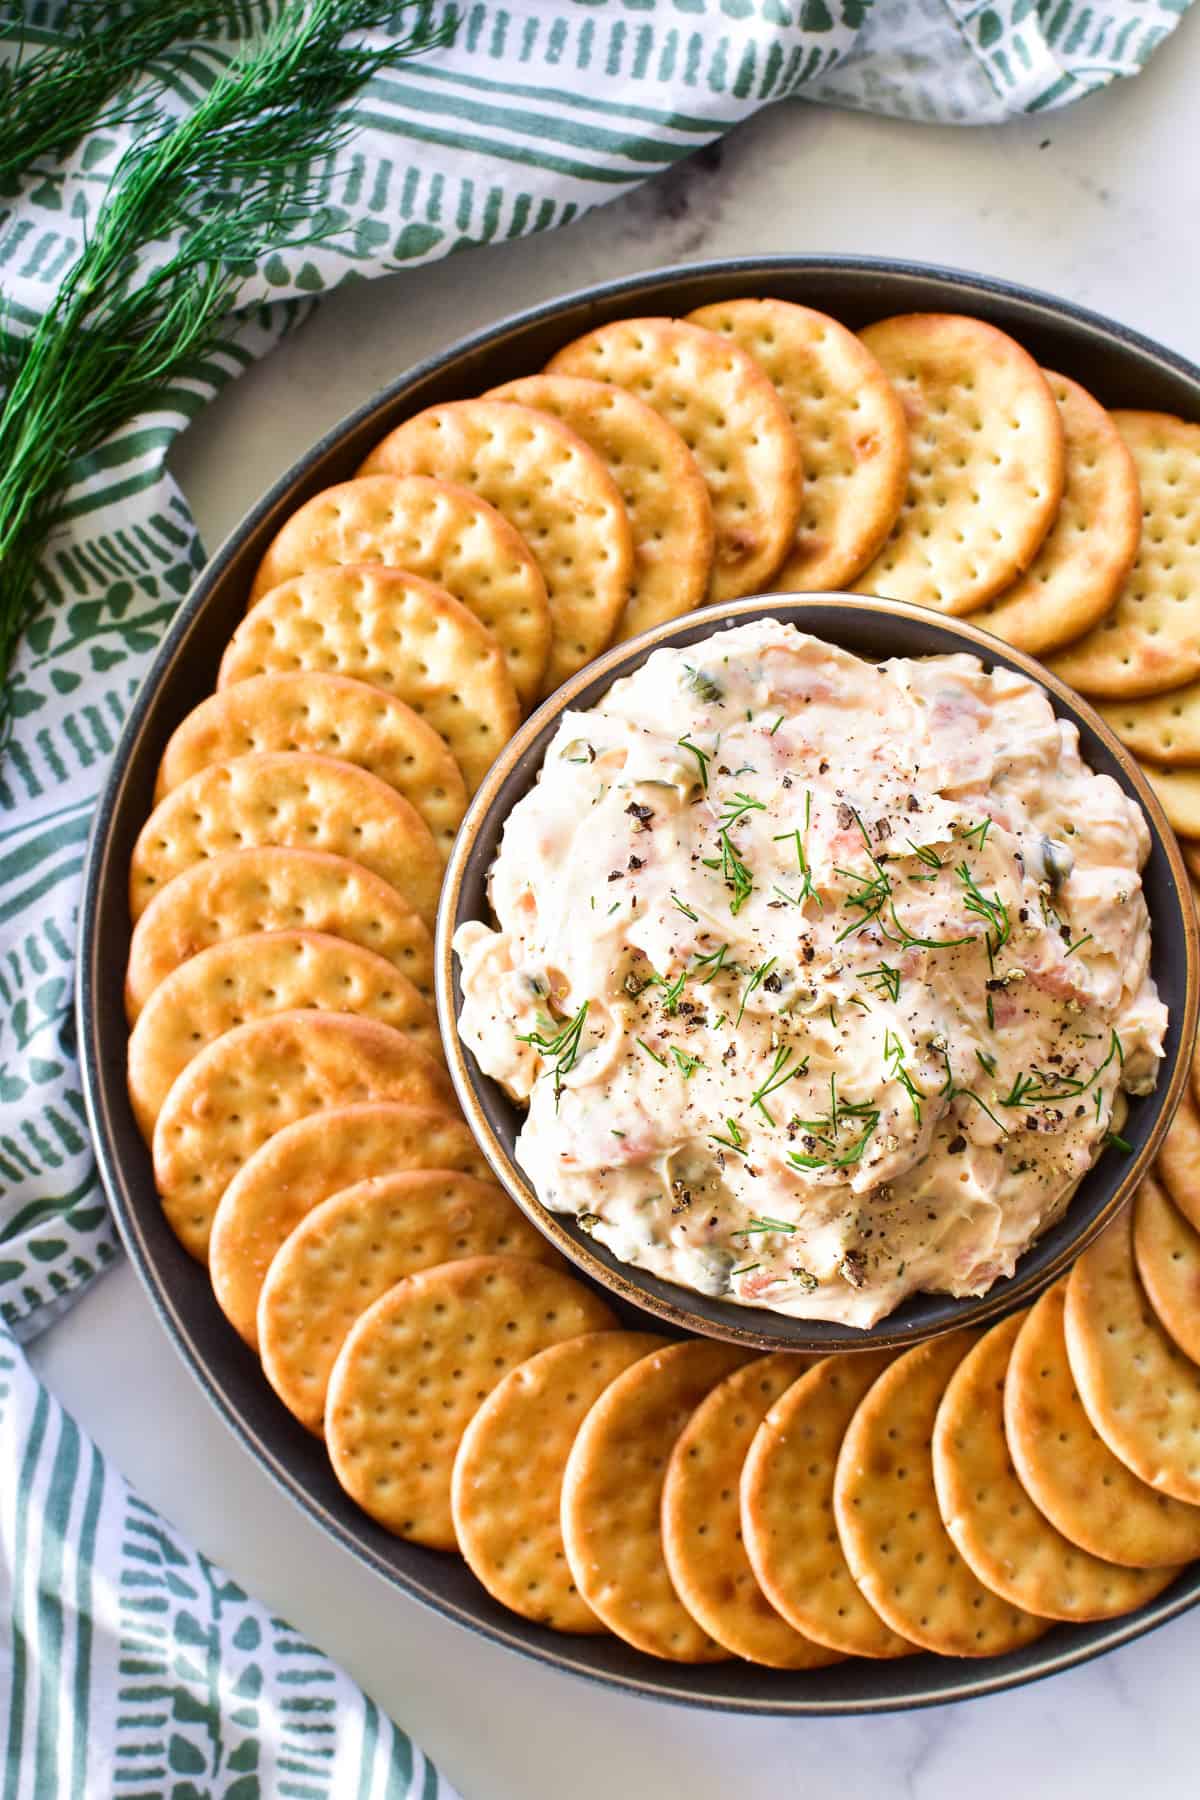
(79, 256), (1200, 1713)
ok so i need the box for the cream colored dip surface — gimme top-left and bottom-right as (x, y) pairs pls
(453, 621), (1165, 1327)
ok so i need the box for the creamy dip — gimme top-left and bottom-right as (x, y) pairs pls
(454, 621), (1165, 1327)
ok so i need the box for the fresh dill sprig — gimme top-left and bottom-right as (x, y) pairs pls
(710, 1117), (747, 1156)
(998, 1032), (1124, 1109)
(670, 1045), (703, 1078)
(518, 1000), (590, 1106)
(773, 790), (823, 909)
(735, 1216), (798, 1237)
(690, 942), (730, 984)
(677, 735), (711, 791)
(862, 963), (902, 1004)
(703, 792), (763, 916)
(959, 819), (992, 850)
(0, 0), (447, 738)
(670, 892), (699, 922)
(735, 956), (777, 1027)
(635, 1036), (668, 1069)
(749, 1044), (809, 1124)
(884, 1030), (924, 1125)
(787, 1074), (880, 1170)
(954, 861), (1011, 970)
(1064, 932), (1094, 957)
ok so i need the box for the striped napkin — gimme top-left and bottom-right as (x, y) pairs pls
(0, 0), (1190, 1790)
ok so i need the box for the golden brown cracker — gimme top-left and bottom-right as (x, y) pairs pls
(325, 1255), (615, 1548)
(1158, 1086), (1200, 1231)
(210, 1101), (489, 1349)
(1138, 763), (1200, 838)
(1134, 1174), (1200, 1364)
(546, 316), (802, 604)
(1099, 683), (1200, 768)
(975, 372), (1141, 656)
(359, 400), (633, 692)
(933, 1310), (1179, 1621)
(451, 1331), (663, 1633)
(687, 296), (908, 591)
(155, 672), (466, 861)
(220, 566), (520, 794)
(127, 930), (440, 1141)
(486, 373), (713, 643)
(560, 1339), (750, 1662)
(740, 1350), (914, 1660)
(125, 847), (434, 1021)
(247, 474), (550, 707)
(855, 313), (1065, 615)
(258, 1170), (557, 1432)
(1005, 1281), (1200, 1567)
(129, 751), (442, 927)
(1065, 1197), (1200, 1505)
(152, 1012), (451, 1263)
(834, 1330), (1048, 1657)
(660, 1353), (839, 1669)
(1049, 412), (1200, 696)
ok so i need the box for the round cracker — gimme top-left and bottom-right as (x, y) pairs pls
(220, 566), (520, 795)
(1134, 1174), (1200, 1363)
(152, 1012), (452, 1263)
(687, 297), (908, 591)
(259, 1171), (558, 1432)
(326, 1255), (615, 1548)
(739, 1351), (915, 1659)
(975, 372), (1142, 656)
(485, 373), (713, 643)
(247, 474), (550, 707)
(125, 847), (434, 1021)
(1065, 1196), (1200, 1505)
(154, 672), (466, 862)
(129, 751), (441, 928)
(359, 400), (633, 692)
(834, 1330), (1048, 1657)
(661, 1353), (839, 1669)
(1158, 1085), (1200, 1231)
(210, 1101), (490, 1349)
(560, 1339), (750, 1662)
(1184, 841), (1200, 887)
(1138, 763), (1200, 838)
(545, 316), (802, 604)
(451, 1331), (664, 1633)
(854, 313), (1065, 615)
(1005, 1281), (1200, 1567)
(933, 1310), (1179, 1621)
(1099, 684), (1200, 769)
(1049, 411), (1200, 696)
(126, 930), (440, 1141)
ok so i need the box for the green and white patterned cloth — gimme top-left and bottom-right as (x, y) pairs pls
(0, 0), (1191, 1789)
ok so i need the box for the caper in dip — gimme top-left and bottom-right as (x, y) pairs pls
(453, 621), (1165, 1328)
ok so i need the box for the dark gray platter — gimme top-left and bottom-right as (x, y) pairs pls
(78, 257), (1200, 1713)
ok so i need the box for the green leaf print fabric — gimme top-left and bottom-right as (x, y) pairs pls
(0, 0), (1191, 1790)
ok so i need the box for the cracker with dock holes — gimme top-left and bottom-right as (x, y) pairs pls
(155, 672), (466, 861)
(258, 1171), (558, 1433)
(1100, 681), (1200, 768)
(1133, 1174), (1200, 1364)
(325, 1255), (615, 1548)
(247, 474), (550, 708)
(358, 400), (633, 693)
(560, 1339), (750, 1662)
(127, 930), (440, 1140)
(1065, 1200), (1200, 1505)
(1138, 763), (1200, 839)
(853, 313), (1065, 615)
(486, 373), (714, 643)
(210, 1101), (490, 1349)
(1049, 413), (1200, 697)
(661, 1352), (840, 1669)
(152, 1012), (451, 1263)
(125, 847), (434, 1021)
(834, 1330), (1048, 1657)
(975, 372), (1141, 657)
(1157, 1086), (1200, 1232)
(739, 1350), (915, 1659)
(546, 316), (802, 604)
(686, 296), (908, 592)
(932, 1310), (1180, 1621)
(221, 566), (521, 794)
(452, 1331), (664, 1633)
(130, 751), (442, 927)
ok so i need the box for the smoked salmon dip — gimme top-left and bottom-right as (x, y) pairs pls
(453, 620), (1165, 1326)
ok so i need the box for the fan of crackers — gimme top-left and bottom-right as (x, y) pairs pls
(124, 299), (1200, 1669)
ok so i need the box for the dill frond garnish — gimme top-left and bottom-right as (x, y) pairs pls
(749, 1044), (809, 1124)
(0, 0), (447, 739)
(735, 956), (777, 1027)
(518, 1000), (590, 1106)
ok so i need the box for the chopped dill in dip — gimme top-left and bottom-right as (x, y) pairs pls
(453, 620), (1165, 1328)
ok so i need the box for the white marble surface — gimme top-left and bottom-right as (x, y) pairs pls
(34, 15), (1200, 1797)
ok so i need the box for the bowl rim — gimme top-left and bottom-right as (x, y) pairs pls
(75, 253), (1200, 1714)
(436, 593), (1198, 1353)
